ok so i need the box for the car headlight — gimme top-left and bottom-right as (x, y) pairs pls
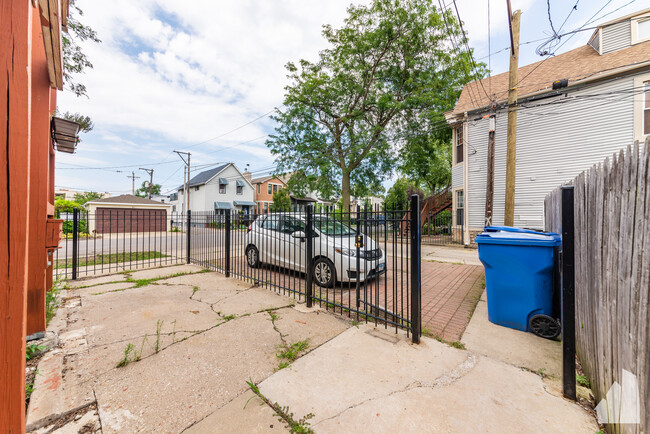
(335, 247), (355, 257)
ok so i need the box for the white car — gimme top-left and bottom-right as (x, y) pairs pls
(244, 213), (386, 288)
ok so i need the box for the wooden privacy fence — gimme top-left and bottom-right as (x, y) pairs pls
(545, 139), (649, 432)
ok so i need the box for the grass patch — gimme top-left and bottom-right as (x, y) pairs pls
(246, 379), (314, 433)
(54, 251), (168, 269)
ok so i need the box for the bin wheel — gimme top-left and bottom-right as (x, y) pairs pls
(529, 314), (561, 339)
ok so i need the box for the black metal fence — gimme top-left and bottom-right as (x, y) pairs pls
(187, 196), (422, 342)
(57, 198), (423, 341)
(421, 207), (464, 245)
(54, 208), (186, 280)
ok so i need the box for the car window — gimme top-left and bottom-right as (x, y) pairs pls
(280, 216), (305, 234)
(261, 215), (281, 231)
(313, 217), (354, 236)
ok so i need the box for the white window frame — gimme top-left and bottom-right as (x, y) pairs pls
(236, 185), (243, 195)
(634, 73), (650, 142)
(631, 16), (650, 45)
(454, 188), (464, 227)
(452, 124), (464, 166)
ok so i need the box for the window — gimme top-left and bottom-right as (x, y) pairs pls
(194, 186), (199, 191)
(645, 82), (650, 136)
(262, 214), (280, 230)
(273, 184), (278, 193)
(236, 185), (243, 195)
(635, 18), (650, 42)
(268, 184), (272, 195)
(219, 184), (226, 194)
(257, 184), (261, 194)
(456, 190), (464, 226)
(280, 216), (305, 234)
(263, 202), (269, 214)
(455, 126), (464, 164)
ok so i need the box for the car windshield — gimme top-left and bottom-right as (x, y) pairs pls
(313, 217), (355, 236)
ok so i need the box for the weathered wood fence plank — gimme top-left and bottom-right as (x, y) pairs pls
(545, 139), (650, 433)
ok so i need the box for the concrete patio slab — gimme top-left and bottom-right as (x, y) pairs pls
(65, 281), (134, 297)
(259, 325), (468, 424)
(421, 245), (481, 266)
(461, 291), (562, 379)
(126, 264), (204, 280)
(67, 273), (127, 288)
(184, 391), (287, 434)
(211, 286), (296, 317)
(259, 325), (597, 433)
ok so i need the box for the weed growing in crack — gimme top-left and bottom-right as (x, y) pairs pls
(192, 286), (199, 296)
(155, 320), (164, 353)
(26, 344), (46, 360)
(137, 335), (148, 361)
(246, 379), (314, 433)
(46, 278), (66, 324)
(117, 343), (136, 368)
(276, 340), (309, 370)
(223, 314), (236, 321)
(172, 320), (177, 343)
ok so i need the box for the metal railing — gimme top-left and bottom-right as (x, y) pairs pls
(187, 195), (422, 342)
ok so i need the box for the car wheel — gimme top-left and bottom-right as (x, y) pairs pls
(313, 258), (336, 288)
(246, 245), (260, 268)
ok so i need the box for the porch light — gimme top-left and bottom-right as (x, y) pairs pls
(51, 116), (81, 154)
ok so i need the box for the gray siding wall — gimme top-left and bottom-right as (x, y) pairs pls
(451, 164), (463, 189)
(465, 76), (635, 230)
(601, 20), (631, 54)
(588, 30), (600, 53)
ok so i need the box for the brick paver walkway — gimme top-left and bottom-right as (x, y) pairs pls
(421, 262), (484, 342)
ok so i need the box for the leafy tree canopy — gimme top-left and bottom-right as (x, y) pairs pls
(270, 188), (292, 212)
(135, 181), (162, 198)
(62, 0), (101, 98)
(383, 177), (423, 212)
(268, 0), (484, 210)
(73, 191), (104, 205)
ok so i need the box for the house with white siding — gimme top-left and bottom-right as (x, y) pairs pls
(175, 163), (256, 215)
(446, 8), (650, 244)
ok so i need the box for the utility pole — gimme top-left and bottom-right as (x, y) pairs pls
(504, 0), (520, 226)
(174, 151), (191, 214)
(127, 171), (140, 195)
(139, 168), (154, 199)
(484, 113), (496, 226)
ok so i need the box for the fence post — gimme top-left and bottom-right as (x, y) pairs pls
(225, 212), (231, 278)
(72, 208), (79, 280)
(186, 210), (191, 264)
(305, 205), (313, 308)
(410, 194), (421, 344)
(561, 186), (576, 400)
(355, 205), (362, 309)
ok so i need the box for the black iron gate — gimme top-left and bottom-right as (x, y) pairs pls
(187, 195), (422, 343)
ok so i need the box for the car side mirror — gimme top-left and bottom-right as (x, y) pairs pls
(291, 230), (307, 241)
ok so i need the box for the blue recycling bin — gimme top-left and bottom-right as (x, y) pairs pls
(475, 226), (561, 337)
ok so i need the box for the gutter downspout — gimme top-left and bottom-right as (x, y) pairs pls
(463, 114), (470, 245)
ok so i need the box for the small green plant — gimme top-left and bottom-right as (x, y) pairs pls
(26, 344), (46, 360)
(46, 279), (65, 324)
(246, 379), (314, 433)
(448, 341), (466, 350)
(170, 227), (181, 233)
(25, 379), (36, 402)
(421, 327), (434, 338)
(117, 343), (136, 368)
(171, 320), (177, 343)
(577, 374), (590, 388)
(536, 367), (547, 378)
(155, 320), (164, 353)
(276, 340), (309, 370)
(223, 314), (236, 321)
(192, 286), (199, 296)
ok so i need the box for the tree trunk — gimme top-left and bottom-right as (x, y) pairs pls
(341, 171), (351, 212)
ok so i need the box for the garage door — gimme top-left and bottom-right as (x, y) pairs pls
(95, 208), (167, 234)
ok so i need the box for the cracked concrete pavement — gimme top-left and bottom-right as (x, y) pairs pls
(28, 264), (349, 433)
(29, 263), (598, 433)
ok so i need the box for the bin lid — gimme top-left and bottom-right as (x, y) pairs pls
(475, 226), (561, 246)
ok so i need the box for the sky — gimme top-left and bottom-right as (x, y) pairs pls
(55, 0), (644, 196)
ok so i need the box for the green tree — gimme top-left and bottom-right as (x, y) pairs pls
(399, 137), (452, 195)
(383, 178), (423, 212)
(73, 191), (103, 205)
(270, 188), (292, 212)
(267, 0), (482, 211)
(60, 0), (101, 136)
(63, 0), (101, 98)
(135, 181), (162, 198)
(54, 198), (81, 217)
